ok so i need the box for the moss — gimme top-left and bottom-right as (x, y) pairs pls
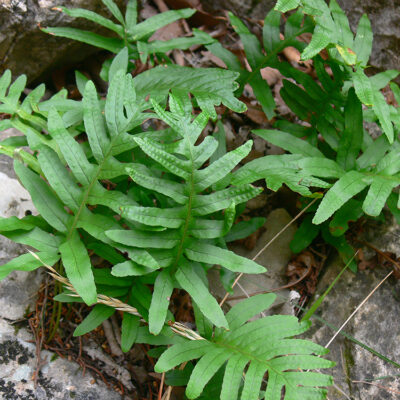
(343, 339), (355, 395)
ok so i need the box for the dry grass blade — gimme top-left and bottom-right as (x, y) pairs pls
(325, 270), (393, 349)
(352, 380), (400, 395)
(325, 243), (400, 349)
(29, 251), (206, 343)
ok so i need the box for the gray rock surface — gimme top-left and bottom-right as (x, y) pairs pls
(201, 0), (400, 72)
(0, 319), (122, 400)
(337, 0), (400, 72)
(364, 213), (400, 257)
(306, 252), (400, 400)
(0, 128), (41, 321)
(0, 0), (124, 82)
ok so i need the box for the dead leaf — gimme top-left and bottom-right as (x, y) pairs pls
(200, 50), (227, 68)
(260, 67), (281, 86)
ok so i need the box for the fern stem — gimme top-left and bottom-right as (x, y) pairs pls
(170, 138), (195, 274)
(65, 135), (119, 241)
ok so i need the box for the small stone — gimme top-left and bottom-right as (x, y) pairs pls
(209, 208), (297, 314)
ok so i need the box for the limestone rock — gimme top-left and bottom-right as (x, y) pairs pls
(305, 255), (400, 399)
(0, 0), (124, 82)
(0, 319), (123, 399)
(363, 213), (400, 257)
(337, 0), (400, 72)
(0, 127), (40, 321)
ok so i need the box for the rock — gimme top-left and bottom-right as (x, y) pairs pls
(0, 128), (40, 321)
(0, 319), (123, 399)
(201, 0), (276, 17)
(246, 193), (268, 210)
(363, 213), (400, 257)
(336, 0), (400, 72)
(305, 254), (400, 400)
(209, 208), (298, 314)
(0, 171), (35, 218)
(83, 341), (134, 391)
(0, 0), (124, 82)
(0, 267), (43, 321)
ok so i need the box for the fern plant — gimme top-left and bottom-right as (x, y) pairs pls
(43, 0), (212, 66)
(204, 0), (400, 270)
(0, 40), (334, 398)
(157, 293), (334, 400)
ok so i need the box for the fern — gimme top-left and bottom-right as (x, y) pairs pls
(42, 0), (212, 64)
(203, 8), (314, 119)
(0, 2), (340, 398)
(212, 1), (400, 270)
(0, 56), (334, 400)
(156, 293), (334, 400)
(274, 0), (397, 143)
(106, 93), (266, 332)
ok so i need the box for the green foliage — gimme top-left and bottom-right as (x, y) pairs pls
(157, 294), (334, 400)
(7, 0), (384, 398)
(43, 0), (212, 65)
(0, 50), (333, 397)
(224, 1), (400, 270)
(273, 0), (396, 143)
(205, 8), (314, 119)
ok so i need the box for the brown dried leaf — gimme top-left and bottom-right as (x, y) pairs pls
(260, 67), (281, 86)
(200, 50), (227, 68)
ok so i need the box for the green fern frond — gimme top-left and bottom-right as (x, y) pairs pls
(42, 0), (211, 63)
(156, 293), (335, 400)
(105, 93), (265, 333)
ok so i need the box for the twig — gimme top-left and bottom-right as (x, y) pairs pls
(360, 240), (400, 272)
(332, 383), (352, 400)
(158, 372), (165, 400)
(162, 362), (187, 400)
(352, 380), (400, 395)
(325, 246), (400, 349)
(102, 320), (124, 357)
(325, 270), (393, 349)
(228, 265), (311, 301)
(236, 281), (266, 317)
(110, 314), (122, 346)
(219, 198), (318, 307)
(29, 276), (50, 387)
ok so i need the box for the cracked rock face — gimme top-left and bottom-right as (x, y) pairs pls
(305, 255), (400, 400)
(0, 320), (122, 400)
(0, 0), (123, 82)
